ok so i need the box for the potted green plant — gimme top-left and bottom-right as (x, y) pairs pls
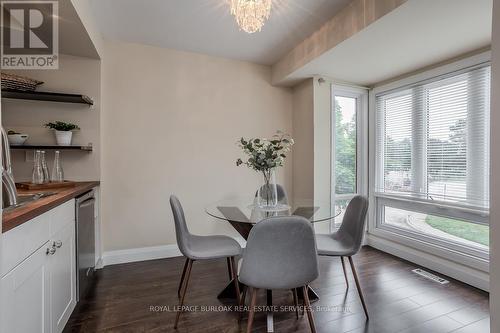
(236, 130), (294, 209)
(44, 121), (80, 146)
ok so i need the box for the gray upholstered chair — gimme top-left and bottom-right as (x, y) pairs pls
(170, 195), (242, 328)
(254, 183), (289, 204)
(315, 195), (369, 319)
(239, 216), (319, 333)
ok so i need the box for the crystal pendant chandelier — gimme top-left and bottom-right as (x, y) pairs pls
(230, 0), (272, 34)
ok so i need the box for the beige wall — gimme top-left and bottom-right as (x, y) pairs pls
(313, 78), (333, 234)
(490, 0), (500, 330)
(2, 54), (101, 182)
(292, 79), (314, 203)
(100, 40), (293, 252)
(291, 77), (334, 234)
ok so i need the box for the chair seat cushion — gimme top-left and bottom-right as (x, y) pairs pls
(186, 235), (242, 260)
(316, 232), (356, 257)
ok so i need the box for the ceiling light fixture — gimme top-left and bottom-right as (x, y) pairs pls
(230, 0), (272, 34)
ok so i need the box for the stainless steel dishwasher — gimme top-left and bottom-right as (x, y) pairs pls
(76, 190), (96, 301)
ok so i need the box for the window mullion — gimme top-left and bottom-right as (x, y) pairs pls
(411, 86), (426, 197)
(466, 69), (488, 206)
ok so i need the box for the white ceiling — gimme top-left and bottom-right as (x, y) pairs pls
(88, 0), (351, 65)
(284, 0), (493, 86)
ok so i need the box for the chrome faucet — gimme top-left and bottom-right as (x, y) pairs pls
(2, 127), (18, 208)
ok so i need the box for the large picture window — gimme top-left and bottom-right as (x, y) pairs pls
(374, 64), (490, 255)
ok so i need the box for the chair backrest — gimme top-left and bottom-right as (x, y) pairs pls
(170, 195), (192, 257)
(338, 195), (369, 254)
(255, 184), (289, 204)
(239, 216), (319, 290)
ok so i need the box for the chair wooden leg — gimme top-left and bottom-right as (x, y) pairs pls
(348, 256), (369, 319)
(174, 259), (193, 329)
(302, 285), (316, 333)
(226, 257), (233, 281)
(239, 286), (247, 321)
(247, 288), (258, 333)
(177, 258), (189, 298)
(241, 286), (247, 306)
(230, 256), (241, 306)
(340, 256), (349, 289)
(292, 288), (299, 319)
(302, 289), (306, 316)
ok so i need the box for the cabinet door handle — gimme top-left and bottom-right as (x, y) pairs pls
(53, 241), (63, 248)
(46, 246), (56, 255)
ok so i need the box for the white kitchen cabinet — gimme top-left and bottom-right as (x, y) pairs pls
(1, 242), (51, 333)
(1, 211), (51, 277)
(49, 222), (76, 333)
(1, 199), (77, 333)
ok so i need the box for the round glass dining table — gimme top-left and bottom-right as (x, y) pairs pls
(205, 198), (341, 333)
(206, 198), (340, 236)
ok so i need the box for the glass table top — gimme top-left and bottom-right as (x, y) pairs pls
(206, 197), (341, 224)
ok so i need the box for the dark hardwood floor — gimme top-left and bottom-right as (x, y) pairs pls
(64, 246), (489, 333)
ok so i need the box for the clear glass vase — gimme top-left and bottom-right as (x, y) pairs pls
(32, 150), (44, 184)
(40, 151), (50, 183)
(257, 168), (278, 209)
(51, 151), (64, 182)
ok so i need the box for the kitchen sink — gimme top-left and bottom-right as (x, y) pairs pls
(3, 192), (56, 211)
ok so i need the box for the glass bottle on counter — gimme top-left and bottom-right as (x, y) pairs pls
(51, 150), (64, 182)
(32, 150), (44, 184)
(40, 151), (50, 183)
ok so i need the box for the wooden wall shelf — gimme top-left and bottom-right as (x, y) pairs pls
(1, 89), (93, 105)
(10, 144), (93, 152)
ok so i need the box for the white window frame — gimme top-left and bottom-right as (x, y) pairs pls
(331, 84), (368, 229)
(368, 52), (491, 264)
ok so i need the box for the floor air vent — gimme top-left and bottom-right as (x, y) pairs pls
(412, 268), (449, 284)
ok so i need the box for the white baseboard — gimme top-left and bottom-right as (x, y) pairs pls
(102, 244), (182, 267)
(99, 236), (488, 291)
(100, 236), (247, 268)
(367, 234), (490, 291)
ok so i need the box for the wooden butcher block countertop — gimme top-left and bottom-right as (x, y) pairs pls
(2, 181), (100, 233)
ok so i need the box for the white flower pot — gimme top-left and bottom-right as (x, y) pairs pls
(55, 130), (73, 146)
